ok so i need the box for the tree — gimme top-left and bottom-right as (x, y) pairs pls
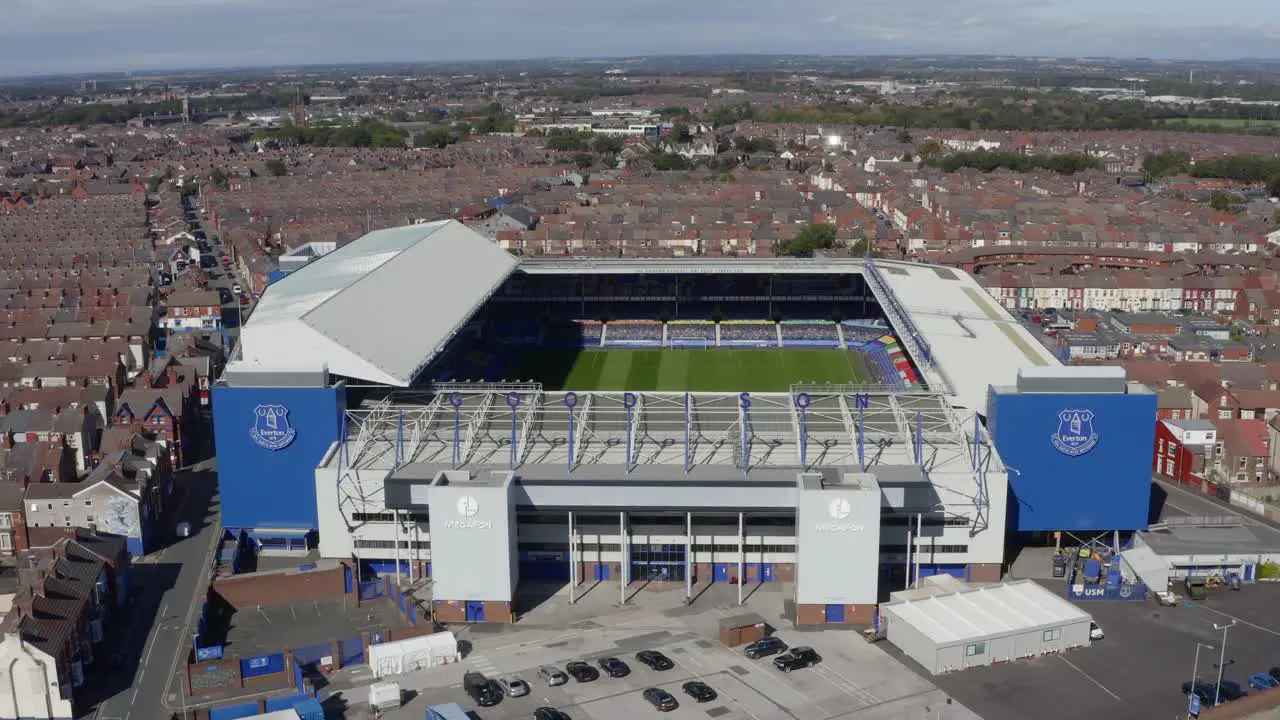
(918, 139), (944, 160)
(1209, 190), (1236, 212)
(591, 135), (624, 154)
(264, 159), (287, 177)
(897, 129), (914, 144)
(573, 153), (595, 169)
(776, 223), (837, 257)
(414, 126), (455, 149)
(209, 168), (229, 191)
(546, 133), (589, 152)
(669, 123), (691, 144)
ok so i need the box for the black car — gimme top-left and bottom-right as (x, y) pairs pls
(565, 661), (599, 683)
(744, 636), (787, 659)
(636, 650), (674, 671)
(599, 657), (631, 677)
(1217, 680), (1249, 702)
(773, 646), (821, 672)
(1181, 681), (1218, 707)
(642, 687), (679, 712)
(463, 671), (502, 707)
(682, 680), (717, 703)
(534, 708), (571, 720)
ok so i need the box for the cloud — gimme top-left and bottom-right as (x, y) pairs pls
(1, 0), (1277, 75)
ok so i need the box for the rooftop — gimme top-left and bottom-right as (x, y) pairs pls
(882, 579), (1091, 646)
(236, 220), (519, 386)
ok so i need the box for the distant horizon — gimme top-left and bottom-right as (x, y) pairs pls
(4, 52), (1280, 84)
(4, 0), (1279, 78)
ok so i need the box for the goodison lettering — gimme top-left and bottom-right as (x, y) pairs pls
(815, 523), (865, 533)
(445, 520), (493, 530)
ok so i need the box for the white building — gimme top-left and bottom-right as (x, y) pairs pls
(0, 633), (73, 720)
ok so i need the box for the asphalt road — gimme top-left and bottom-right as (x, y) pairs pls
(92, 461), (222, 720)
(186, 199), (252, 342)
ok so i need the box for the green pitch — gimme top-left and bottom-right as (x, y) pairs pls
(506, 349), (869, 392)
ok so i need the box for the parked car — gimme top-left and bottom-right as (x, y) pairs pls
(743, 637), (787, 659)
(534, 709), (571, 720)
(773, 647), (821, 672)
(641, 687), (679, 712)
(1249, 673), (1278, 691)
(565, 661), (599, 683)
(636, 650), (674, 671)
(1089, 622), (1104, 641)
(497, 675), (529, 697)
(232, 283), (242, 295)
(463, 672), (501, 707)
(1270, 666), (1280, 683)
(598, 657), (631, 678)
(539, 666), (568, 686)
(681, 680), (717, 702)
(1217, 680), (1248, 702)
(1182, 681), (1218, 707)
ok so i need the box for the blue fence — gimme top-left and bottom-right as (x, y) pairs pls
(720, 340), (776, 348)
(666, 338), (714, 348)
(240, 652), (286, 679)
(781, 339), (842, 348)
(209, 701), (261, 720)
(340, 636), (364, 667)
(605, 339), (663, 347)
(359, 579), (386, 600)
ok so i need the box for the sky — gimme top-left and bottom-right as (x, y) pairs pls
(2, 0), (1279, 76)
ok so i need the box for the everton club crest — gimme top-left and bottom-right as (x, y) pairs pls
(1051, 409), (1098, 457)
(250, 404), (296, 451)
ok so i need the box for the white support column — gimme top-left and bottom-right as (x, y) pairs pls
(393, 510), (402, 587)
(569, 511), (577, 604)
(620, 511), (627, 605)
(914, 513), (923, 587)
(904, 526), (912, 590)
(737, 512), (745, 606)
(408, 522), (416, 583)
(686, 512), (693, 601)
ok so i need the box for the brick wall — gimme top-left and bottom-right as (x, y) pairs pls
(212, 565), (347, 610)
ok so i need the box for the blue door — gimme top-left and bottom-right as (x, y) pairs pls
(825, 604), (845, 623)
(760, 564), (774, 583)
(594, 564), (610, 581)
(1244, 564), (1256, 581)
(465, 601), (485, 622)
(714, 564), (731, 582)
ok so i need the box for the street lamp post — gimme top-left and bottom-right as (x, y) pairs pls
(1213, 621), (1237, 705)
(1191, 642), (1214, 699)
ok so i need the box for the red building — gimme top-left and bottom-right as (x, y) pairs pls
(1153, 418), (1218, 487)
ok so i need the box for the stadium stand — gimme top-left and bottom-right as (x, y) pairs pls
(665, 321), (717, 347)
(604, 320), (664, 347)
(719, 321), (779, 347)
(780, 321), (842, 348)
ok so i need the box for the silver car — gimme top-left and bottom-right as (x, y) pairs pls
(497, 675), (530, 697)
(538, 666), (568, 686)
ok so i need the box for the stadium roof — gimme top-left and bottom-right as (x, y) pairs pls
(238, 220), (519, 386)
(869, 259), (1061, 412)
(521, 257), (869, 275)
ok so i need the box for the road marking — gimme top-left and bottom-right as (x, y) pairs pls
(814, 663), (881, 706)
(1183, 603), (1280, 638)
(1057, 655), (1123, 702)
(668, 645), (764, 720)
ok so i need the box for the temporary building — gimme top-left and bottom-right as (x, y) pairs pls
(880, 578), (1093, 674)
(368, 631), (461, 678)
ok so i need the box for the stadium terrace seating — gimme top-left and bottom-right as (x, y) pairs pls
(665, 321), (717, 347)
(604, 321), (663, 347)
(542, 320), (601, 348)
(780, 321), (841, 348)
(719, 322), (779, 347)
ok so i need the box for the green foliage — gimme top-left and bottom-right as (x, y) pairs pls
(918, 140), (944, 159)
(1209, 190), (1238, 212)
(1259, 562), (1280, 579)
(145, 176), (162, 193)
(414, 126), (457, 149)
(259, 118), (406, 148)
(1191, 155), (1280, 184)
(545, 132), (589, 152)
(925, 149), (1102, 175)
(591, 135), (625, 154)
(650, 152), (690, 171)
(472, 103), (516, 134)
(777, 223), (837, 257)
(657, 106), (691, 119)
(897, 129), (914, 144)
(708, 103), (755, 127)
(733, 136), (776, 154)
(669, 123), (691, 144)
(209, 168), (229, 191)
(264, 159), (287, 177)
(1141, 150), (1192, 178)
(573, 153), (595, 169)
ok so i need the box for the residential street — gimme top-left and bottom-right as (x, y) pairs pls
(90, 462), (221, 720)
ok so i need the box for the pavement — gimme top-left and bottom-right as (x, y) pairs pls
(90, 460), (223, 720)
(320, 582), (980, 720)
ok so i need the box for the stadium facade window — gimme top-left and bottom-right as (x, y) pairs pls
(578, 543), (623, 552)
(934, 545), (970, 554)
(520, 542), (570, 552)
(352, 512), (428, 523)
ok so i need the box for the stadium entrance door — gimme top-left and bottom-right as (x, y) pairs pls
(630, 543), (686, 582)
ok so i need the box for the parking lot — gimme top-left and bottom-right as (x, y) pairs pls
(328, 583), (978, 720)
(924, 580), (1280, 720)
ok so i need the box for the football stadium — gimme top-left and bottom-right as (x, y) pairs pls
(213, 220), (1156, 625)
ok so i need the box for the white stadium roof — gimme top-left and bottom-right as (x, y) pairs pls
(238, 220), (519, 386)
(869, 259), (1061, 411)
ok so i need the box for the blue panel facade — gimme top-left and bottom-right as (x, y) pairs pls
(213, 383), (345, 531)
(988, 386), (1156, 531)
